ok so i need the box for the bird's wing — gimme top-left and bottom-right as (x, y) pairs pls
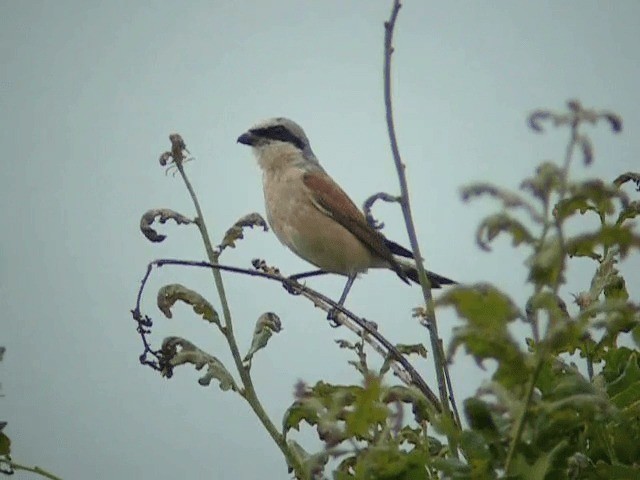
(302, 171), (409, 283)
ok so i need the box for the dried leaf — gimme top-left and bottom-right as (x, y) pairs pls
(576, 134), (594, 165)
(613, 172), (640, 191)
(395, 344), (428, 358)
(160, 337), (237, 391)
(600, 111), (623, 132)
(157, 284), (220, 326)
(218, 213), (269, 253)
(140, 209), (193, 242)
(527, 110), (552, 132)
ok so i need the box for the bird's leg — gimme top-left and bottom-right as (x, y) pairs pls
(328, 274), (356, 327)
(290, 270), (328, 281)
(283, 270), (328, 295)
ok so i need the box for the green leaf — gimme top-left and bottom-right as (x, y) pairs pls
(282, 399), (321, 433)
(556, 179), (629, 221)
(442, 286), (527, 388)
(607, 352), (640, 410)
(566, 225), (640, 260)
(0, 432), (10, 456)
(459, 430), (495, 476)
(633, 325), (640, 347)
(345, 376), (389, 438)
(383, 385), (431, 423)
(521, 162), (564, 201)
(555, 197), (597, 221)
(157, 284), (220, 326)
(509, 440), (568, 480)
(354, 447), (430, 480)
(286, 439), (328, 478)
(437, 284), (521, 328)
(594, 462), (640, 479)
(395, 344), (428, 358)
(464, 398), (499, 437)
(243, 312), (281, 365)
(526, 236), (564, 286)
(475, 213), (535, 251)
(616, 200), (640, 225)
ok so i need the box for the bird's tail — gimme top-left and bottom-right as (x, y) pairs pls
(395, 257), (456, 288)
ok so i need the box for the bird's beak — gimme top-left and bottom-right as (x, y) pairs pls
(237, 131), (255, 146)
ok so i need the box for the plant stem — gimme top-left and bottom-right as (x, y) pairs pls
(9, 463), (64, 480)
(174, 160), (307, 478)
(505, 357), (543, 473)
(382, 0), (460, 442)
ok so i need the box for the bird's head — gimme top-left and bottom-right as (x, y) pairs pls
(237, 117), (321, 172)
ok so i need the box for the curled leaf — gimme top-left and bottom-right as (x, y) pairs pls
(576, 134), (594, 165)
(361, 191), (400, 230)
(600, 111), (623, 133)
(160, 336), (238, 391)
(614, 172), (640, 192)
(218, 213), (269, 253)
(140, 209), (193, 242)
(616, 201), (640, 225)
(528, 102), (622, 137)
(475, 213), (535, 251)
(527, 110), (552, 132)
(244, 312), (282, 364)
(395, 344), (428, 358)
(157, 284), (220, 326)
(461, 183), (543, 223)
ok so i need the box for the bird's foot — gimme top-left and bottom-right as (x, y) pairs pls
(327, 308), (342, 328)
(282, 277), (303, 296)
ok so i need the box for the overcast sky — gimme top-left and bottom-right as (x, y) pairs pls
(2, 1), (639, 479)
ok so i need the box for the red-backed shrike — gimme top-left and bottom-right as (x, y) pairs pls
(237, 117), (454, 312)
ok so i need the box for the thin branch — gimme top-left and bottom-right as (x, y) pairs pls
(165, 135), (306, 478)
(505, 358), (543, 473)
(6, 462), (64, 480)
(362, 191), (401, 230)
(383, 0), (459, 434)
(506, 103), (587, 472)
(132, 258), (442, 411)
(440, 338), (462, 427)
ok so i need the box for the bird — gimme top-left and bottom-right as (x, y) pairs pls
(237, 117), (455, 317)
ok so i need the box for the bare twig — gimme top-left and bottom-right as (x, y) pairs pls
(3, 462), (64, 480)
(362, 192), (401, 230)
(131, 258), (442, 411)
(383, 0), (459, 434)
